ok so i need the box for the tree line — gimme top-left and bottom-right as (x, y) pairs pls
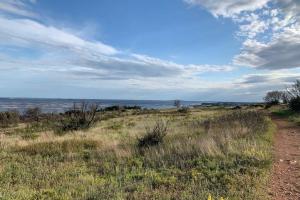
(264, 80), (300, 111)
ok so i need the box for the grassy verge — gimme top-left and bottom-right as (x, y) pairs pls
(0, 108), (275, 200)
(271, 107), (300, 124)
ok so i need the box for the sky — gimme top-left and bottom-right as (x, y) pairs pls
(0, 0), (299, 101)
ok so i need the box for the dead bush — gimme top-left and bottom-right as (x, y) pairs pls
(137, 119), (169, 148)
(55, 102), (99, 133)
(23, 107), (41, 122)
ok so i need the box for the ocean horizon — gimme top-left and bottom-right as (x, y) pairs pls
(0, 97), (255, 113)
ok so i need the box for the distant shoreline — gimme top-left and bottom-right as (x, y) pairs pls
(0, 97), (262, 113)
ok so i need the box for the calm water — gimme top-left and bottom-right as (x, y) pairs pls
(0, 98), (207, 113)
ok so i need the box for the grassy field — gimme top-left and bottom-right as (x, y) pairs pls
(0, 107), (274, 200)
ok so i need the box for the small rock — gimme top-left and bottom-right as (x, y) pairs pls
(290, 160), (297, 165)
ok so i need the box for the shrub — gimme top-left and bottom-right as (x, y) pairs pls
(177, 107), (190, 113)
(286, 80), (300, 98)
(263, 91), (283, 105)
(286, 80), (300, 111)
(288, 96), (300, 112)
(124, 105), (142, 110)
(103, 105), (123, 112)
(137, 119), (168, 148)
(55, 102), (99, 133)
(264, 104), (272, 109)
(232, 106), (241, 110)
(103, 105), (141, 112)
(23, 107), (41, 122)
(0, 110), (19, 128)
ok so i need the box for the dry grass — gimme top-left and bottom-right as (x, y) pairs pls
(0, 107), (274, 200)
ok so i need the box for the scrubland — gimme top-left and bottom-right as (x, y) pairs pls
(0, 106), (274, 200)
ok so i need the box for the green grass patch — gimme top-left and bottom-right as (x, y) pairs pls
(272, 108), (300, 124)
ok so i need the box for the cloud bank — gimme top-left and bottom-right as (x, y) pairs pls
(0, 0), (233, 91)
(185, 0), (300, 70)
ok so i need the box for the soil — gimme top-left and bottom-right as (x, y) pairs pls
(269, 117), (300, 200)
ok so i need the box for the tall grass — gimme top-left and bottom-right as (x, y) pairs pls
(0, 109), (274, 200)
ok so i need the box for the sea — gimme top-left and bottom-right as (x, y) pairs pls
(0, 98), (254, 113)
(0, 98), (207, 113)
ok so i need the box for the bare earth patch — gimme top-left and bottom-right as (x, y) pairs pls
(269, 117), (300, 200)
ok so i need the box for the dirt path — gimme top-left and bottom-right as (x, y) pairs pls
(269, 117), (300, 200)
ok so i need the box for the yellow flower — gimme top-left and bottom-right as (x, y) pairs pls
(208, 194), (213, 200)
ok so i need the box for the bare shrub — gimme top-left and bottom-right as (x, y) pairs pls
(137, 119), (169, 148)
(23, 107), (41, 122)
(55, 102), (99, 133)
(174, 100), (181, 108)
(264, 91), (283, 105)
(286, 80), (300, 98)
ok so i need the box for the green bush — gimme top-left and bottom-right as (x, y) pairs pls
(289, 96), (300, 112)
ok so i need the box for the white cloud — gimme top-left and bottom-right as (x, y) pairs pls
(185, 0), (300, 70)
(184, 0), (270, 17)
(237, 1), (300, 70)
(234, 23), (300, 69)
(0, 0), (36, 17)
(0, 12), (233, 85)
(238, 72), (300, 85)
(0, 17), (118, 56)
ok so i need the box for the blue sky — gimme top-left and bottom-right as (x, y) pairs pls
(0, 0), (300, 101)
